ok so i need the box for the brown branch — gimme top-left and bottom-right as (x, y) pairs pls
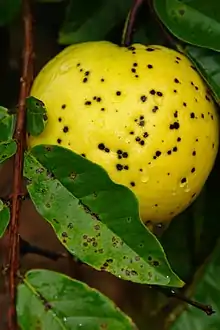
(20, 237), (68, 261)
(7, 0), (33, 329)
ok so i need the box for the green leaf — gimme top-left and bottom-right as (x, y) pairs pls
(0, 0), (21, 26)
(184, 45), (220, 103)
(58, 0), (133, 45)
(153, 0), (220, 52)
(24, 145), (183, 287)
(169, 239), (220, 330)
(0, 106), (16, 141)
(0, 199), (10, 238)
(0, 140), (17, 164)
(17, 269), (137, 330)
(26, 97), (48, 137)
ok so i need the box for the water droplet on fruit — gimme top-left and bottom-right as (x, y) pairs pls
(141, 176), (149, 183)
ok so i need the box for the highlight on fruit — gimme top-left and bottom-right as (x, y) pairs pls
(28, 41), (219, 224)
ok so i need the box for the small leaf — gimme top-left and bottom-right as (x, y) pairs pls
(0, 140), (17, 164)
(58, 0), (133, 45)
(0, 0), (21, 26)
(185, 45), (220, 103)
(0, 199), (10, 238)
(24, 145), (183, 287)
(17, 269), (137, 330)
(0, 106), (16, 141)
(26, 97), (48, 136)
(153, 0), (220, 52)
(169, 239), (220, 330)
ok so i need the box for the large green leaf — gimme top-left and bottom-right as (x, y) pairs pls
(58, 0), (132, 45)
(0, 0), (21, 26)
(153, 0), (220, 52)
(0, 199), (10, 238)
(24, 145), (183, 287)
(168, 239), (220, 330)
(17, 269), (137, 330)
(26, 97), (48, 137)
(185, 45), (220, 103)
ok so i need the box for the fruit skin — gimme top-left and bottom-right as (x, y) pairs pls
(28, 41), (219, 223)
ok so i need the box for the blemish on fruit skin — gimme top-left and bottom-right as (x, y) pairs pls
(169, 122), (180, 129)
(61, 104), (66, 109)
(57, 138), (62, 144)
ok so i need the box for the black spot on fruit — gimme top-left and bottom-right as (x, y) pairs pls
(191, 167), (196, 173)
(140, 95), (147, 102)
(177, 137), (181, 142)
(157, 91), (163, 97)
(190, 112), (195, 118)
(61, 104), (66, 109)
(98, 143), (105, 150)
(150, 89), (156, 95)
(192, 151), (196, 156)
(181, 177), (187, 184)
(57, 138), (62, 144)
(116, 91), (121, 96)
(147, 64), (153, 69)
(58, 117), (62, 122)
(169, 122), (180, 129)
(146, 47), (155, 52)
(116, 164), (123, 171)
(174, 78), (180, 83)
(63, 126), (69, 133)
(83, 77), (88, 83)
(85, 101), (91, 105)
(174, 111), (178, 118)
(152, 106), (158, 113)
(130, 181), (136, 187)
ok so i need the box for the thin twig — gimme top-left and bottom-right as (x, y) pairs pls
(152, 285), (215, 316)
(7, 0), (33, 329)
(122, 0), (145, 46)
(20, 237), (68, 261)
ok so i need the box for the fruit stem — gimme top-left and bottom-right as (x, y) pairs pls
(121, 0), (145, 46)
